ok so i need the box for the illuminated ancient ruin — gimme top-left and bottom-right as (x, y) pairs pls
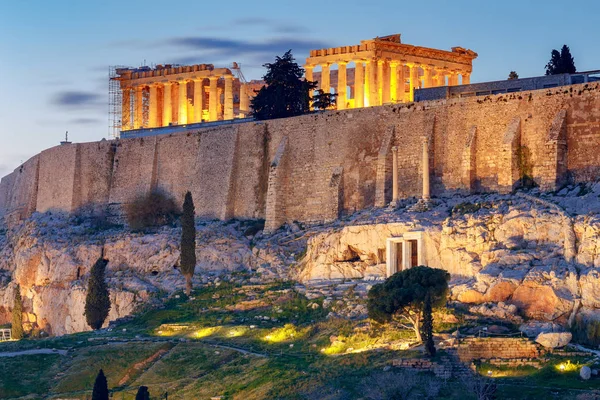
(305, 34), (477, 108)
(113, 64), (254, 130)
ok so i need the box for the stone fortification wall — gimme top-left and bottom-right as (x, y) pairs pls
(2, 83), (600, 228)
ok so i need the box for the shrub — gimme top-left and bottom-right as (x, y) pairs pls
(572, 315), (600, 347)
(180, 191), (196, 295)
(85, 257), (111, 330)
(135, 386), (150, 400)
(125, 189), (180, 231)
(11, 284), (24, 340)
(92, 369), (109, 400)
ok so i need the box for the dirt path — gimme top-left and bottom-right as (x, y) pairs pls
(0, 348), (68, 357)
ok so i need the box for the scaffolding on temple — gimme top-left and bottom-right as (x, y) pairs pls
(108, 65), (128, 139)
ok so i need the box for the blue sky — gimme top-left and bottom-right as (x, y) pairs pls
(1, 0), (600, 178)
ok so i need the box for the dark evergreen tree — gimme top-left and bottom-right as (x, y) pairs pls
(368, 266), (450, 342)
(180, 191), (196, 295)
(92, 369), (109, 400)
(421, 292), (436, 357)
(135, 386), (150, 400)
(251, 50), (317, 120)
(545, 45), (576, 75)
(312, 89), (338, 110)
(508, 71), (519, 80)
(84, 257), (111, 330)
(11, 284), (24, 340)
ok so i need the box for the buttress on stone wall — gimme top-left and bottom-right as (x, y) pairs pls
(2, 83), (600, 231)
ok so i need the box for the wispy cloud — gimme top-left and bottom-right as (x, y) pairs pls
(167, 36), (330, 64)
(51, 91), (104, 109)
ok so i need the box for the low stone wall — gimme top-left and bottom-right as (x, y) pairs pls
(481, 357), (548, 369)
(457, 337), (543, 362)
(392, 358), (452, 379)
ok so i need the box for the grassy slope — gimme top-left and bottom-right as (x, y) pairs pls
(1, 281), (600, 399)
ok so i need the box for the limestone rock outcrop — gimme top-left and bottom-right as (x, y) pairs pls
(535, 332), (572, 349)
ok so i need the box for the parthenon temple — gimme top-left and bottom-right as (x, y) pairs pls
(114, 64), (257, 130)
(305, 34), (478, 109)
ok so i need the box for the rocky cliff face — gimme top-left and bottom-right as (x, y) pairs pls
(3, 183), (600, 336)
(298, 186), (600, 326)
(0, 216), (302, 336)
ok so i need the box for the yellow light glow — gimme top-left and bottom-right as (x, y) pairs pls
(321, 341), (347, 355)
(227, 327), (247, 338)
(192, 327), (220, 339)
(262, 324), (302, 343)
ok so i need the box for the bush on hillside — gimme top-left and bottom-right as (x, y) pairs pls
(125, 189), (180, 231)
(11, 284), (24, 340)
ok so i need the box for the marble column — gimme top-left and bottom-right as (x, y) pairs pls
(377, 60), (384, 105)
(422, 137), (430, 200)
(408, 64), (418, 102)
(354, 61), (365, 108)
(121, 87), (131, 130)
(224, 75), (234, 120)
(305, 64), (315, 109)
(240, 83), (249, 115)
(437, 70), (446, 87)
(392, 146), (399, 205)
(366, 59), (377, 107)
(162, 83), (172, 126)
(193, 79), (204, 123)
(390, 62), (398, 102)
(424, 66), (434, 88)
(134, 86), (143, 129)
(321, 63), (331, 94)
(337, 62), (347, 110)
(178, 81), (188, 125)
(449, 72), (459, 86)
(462, 72), (471, 85)
(208, 76), (219, 122)
(398, 63), (406, 102)
(149, 84), (159, 127)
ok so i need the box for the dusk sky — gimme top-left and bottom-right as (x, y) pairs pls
(2, 0), (600, 178)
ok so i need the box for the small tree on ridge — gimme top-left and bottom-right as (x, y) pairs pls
(508, 71), (519, 80)
(11, 284), (24, 340)
(180, 191), (196, 295)
(84, 257), (111, 330)
(367, 266), (450, 342)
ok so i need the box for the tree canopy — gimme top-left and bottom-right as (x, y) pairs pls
(312, 89), (338, 110)
(367, 266), (450, 342)
(251, 50), (317, 120)
(180, 191), (197, 295)
(545, 45), (576, 75)
(508, 71), (519, 80)
(84, 257), (111, 330)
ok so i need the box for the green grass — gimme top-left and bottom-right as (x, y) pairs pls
(0, 354), (62, 398)
(5, 281), (600, 399)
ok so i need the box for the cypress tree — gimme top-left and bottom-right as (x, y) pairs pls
(11, 284), (24, 340)
(84, 257), (111, 330)
(135, 386), (150, 400)
(421, 292), (436, 357)
(92, 369), (109, 400)
(180, 191), (196, 295)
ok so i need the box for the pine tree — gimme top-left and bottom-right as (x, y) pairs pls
(11, 284), (24, 340)
(84, 257), (111, 330)
(180, 191), (196, 296)
(421, 292), (436, 357)
(92, 369), (109, 400)
(545, 45), (576, 75)
(251, 50), (317, 120)
(135, 386), (150, 400)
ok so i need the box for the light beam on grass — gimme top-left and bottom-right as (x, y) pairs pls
(262, 324), (302, 343)
(191, 326), (220, 339)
